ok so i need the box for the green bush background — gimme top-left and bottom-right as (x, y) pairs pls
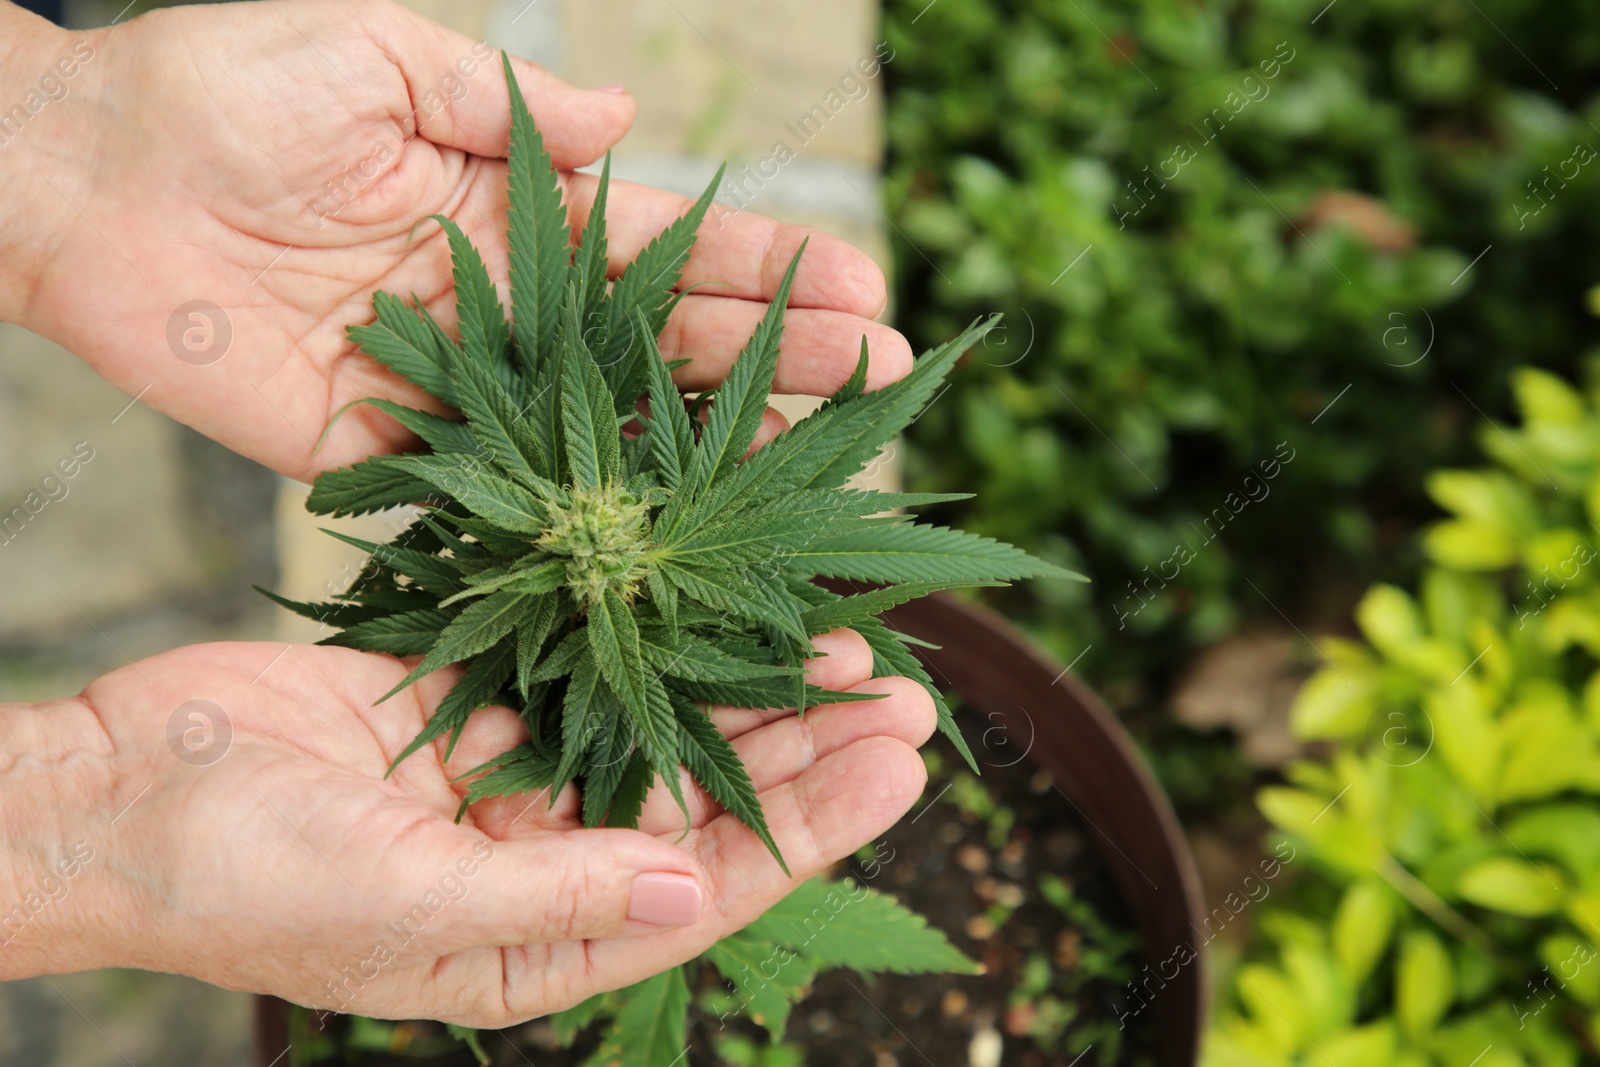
(1207, 370), (1600, 1066)
(884, 0), (1600, 717)
(881, 0), (1600, 1060)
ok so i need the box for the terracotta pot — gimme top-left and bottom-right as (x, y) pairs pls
(254, 591), (1207, 1066)
(876, 590), (1207, 1067)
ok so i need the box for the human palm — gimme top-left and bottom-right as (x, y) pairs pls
(19, 0), (908, 480)
(79, 631), (931, 1025)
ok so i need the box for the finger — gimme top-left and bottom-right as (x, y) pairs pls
(563, 173), (888, 317)
(751, 405), (790, 453)
(636, 675), (936, 835)
(662, 295), (912, 396)
(346, 660), (559, 830)
(435, 699), (581, 837)
(435, 703), (586, 836)
(372, 1), (635, 166)
(546, 737), (925, 1007)
(699, 734), (927, 894)
(320, 362), (434, 465)
(692, 401), (789, 456)
(799, 628), (877, 691)
(465, 782), (581, 840)
(439, 705), (528, 780)
(442, 828), (710, 950)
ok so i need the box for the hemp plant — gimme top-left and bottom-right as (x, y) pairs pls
(265, 54), (1078, 1061)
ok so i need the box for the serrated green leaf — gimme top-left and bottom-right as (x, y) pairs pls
(829, 338), (870, 407)
(317, 528), (465, 595)
(792, 520), (1082, 584)
(640, 325), (695, 490)
(514, 594), (560, 697)
(600, 166), (723, 403)
(440, 558), (563, 607)
(307, 459), (433, 517)
(254, 587), (390, 628)
(572, 153), (611, 327)
(670, 677), (880, 712)
(502, 50), (571, 364)
(724, 317), (998, 509)
(799, 580), (1000, 634)
(684, 244), (804, 500)
(345, 397), (476, 455)
(377, 590), (532, 704)
(548, 992), (608, 1048)
(434, 510), (533, 554)
(705, 931), (816, 1041)
(527, 627), (591, 686)
(414, 512), (485, 560)
(389, 642), (515, 774)
(560, 318), (623, 488)
(588, 587), (649, 715)
(387, 454), (548, 534)
(349, 292), (462, 407)
(752, 878), (979, 975)
(321, 607), (456, 655)
(673, 695), (786, 872)
(448, 354), (553, 487)
(855, 616), (975, 769)
(647, 565), (680, 637)
(582, 711), (636, 828)
(659, 562), (810, 644)
(590, 589), (686, 819)
(601, 749), (653, 829)
(333, 585), (438, 615)
(593, 966), (689, 1067)
(430, 214), (512, 375)
(460, 742), (559, 808)
(554, 650), (621, 799)
(660, 505), (835, 567)
(639, 629), (792, 682)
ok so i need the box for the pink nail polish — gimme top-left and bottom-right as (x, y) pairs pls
(597, 83), (628, 94)
(628, 872), (703, 926)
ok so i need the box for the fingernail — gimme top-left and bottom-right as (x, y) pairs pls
(596, 83), (628, 94)
(628, 872), (702, 926)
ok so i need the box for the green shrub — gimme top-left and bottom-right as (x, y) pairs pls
(1208, 366), (1600, 1065)
(884, 0), (1600, 698)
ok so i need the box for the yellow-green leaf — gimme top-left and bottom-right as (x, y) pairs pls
(1395, 930), (1453, 1039)
(1515, 366), (1587, 425)
(1425, 519), (1519, 571)
(1458, 857), (1567, 916)
(1292, 667), (1378, 741)
(1332, 880), (1395, 983)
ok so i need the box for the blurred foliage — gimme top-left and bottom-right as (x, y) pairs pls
(882, 0), (1600, 711)
(1209, 368), (1600, 1065)
(1014, 872), (1147, 1064)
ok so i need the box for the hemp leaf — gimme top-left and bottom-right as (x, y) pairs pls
(265, 53), (1080, 871)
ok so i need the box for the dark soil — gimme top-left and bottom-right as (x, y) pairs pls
(289, 734), (1155, 1067)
